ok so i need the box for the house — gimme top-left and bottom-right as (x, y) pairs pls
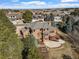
(16, 22), (65, 48)
(52, 16), (63, 28)
(32, 15), (44, 22)
(64, 11), (70, 15)
(24, 22), (52, 39)
(15, 22), (54, 39)
(44, 14), (54, 26)
(54, 16), (62, 22)
(6, 12), (24, 25)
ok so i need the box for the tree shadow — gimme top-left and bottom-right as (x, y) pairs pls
(62, 54), (72, 59)
(22, 48), (29, 59)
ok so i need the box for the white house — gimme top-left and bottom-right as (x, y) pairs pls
(54, 16), (62, 22)
(6, 12), (24, 25)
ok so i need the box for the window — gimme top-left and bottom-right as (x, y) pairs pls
(25, 27), (27, 29)
(33, 29), (35, 32)
(47, 28), (48, 30)
(50, 30), (54, 33)
(43, 29), (45, 31)
(11, 16), (12, 18)
(40, 28), (42, 31)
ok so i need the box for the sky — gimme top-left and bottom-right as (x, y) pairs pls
(0, 0), (79, 9)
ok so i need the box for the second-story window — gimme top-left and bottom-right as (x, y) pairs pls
(43, 29), (45, 31)
(47, 28), (48, 30)
(25, 27), (27, 29)
(11, 16), (12, 18)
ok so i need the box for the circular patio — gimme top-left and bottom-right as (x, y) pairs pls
(44, 39), (65, 48)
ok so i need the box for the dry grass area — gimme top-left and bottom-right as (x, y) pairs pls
(38, 41), (78, 59)
(46, 30), (79, 59)
(48, 42), (76, 59)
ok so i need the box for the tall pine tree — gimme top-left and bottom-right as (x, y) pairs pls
(0, 10), (23, 59)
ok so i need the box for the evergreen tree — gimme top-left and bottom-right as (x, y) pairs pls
(60, 15), (74, 33)
(0, 10), (23, 59)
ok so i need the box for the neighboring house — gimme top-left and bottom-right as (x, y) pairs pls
(16, 22), (54, 39)
(32, 15), (44, 22)
(52, 16), (63, 28)
(6, 12), (24, 25)
(44, 14), (54, 26)
(54, 16), (62, 22)
(64, 11), (70, 15)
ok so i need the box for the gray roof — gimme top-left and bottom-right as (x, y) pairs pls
(15, 21), (54, 31)
(44, 15), (54, 21)
(33, 15), (44, 19)
(25, 22), (54, 30)
(7, 13), (22, 19)
(25, 23), (31, 28)
(32, 22), (49, 29)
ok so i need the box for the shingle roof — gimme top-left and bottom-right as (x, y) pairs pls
(32, 22), (49, 29)
(44, 15), (54, 21)
(7, 12), (22, 19)
(25, 22), (54, 30)
(32, 15), (44, 20)
(25, 23), (31, 28)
